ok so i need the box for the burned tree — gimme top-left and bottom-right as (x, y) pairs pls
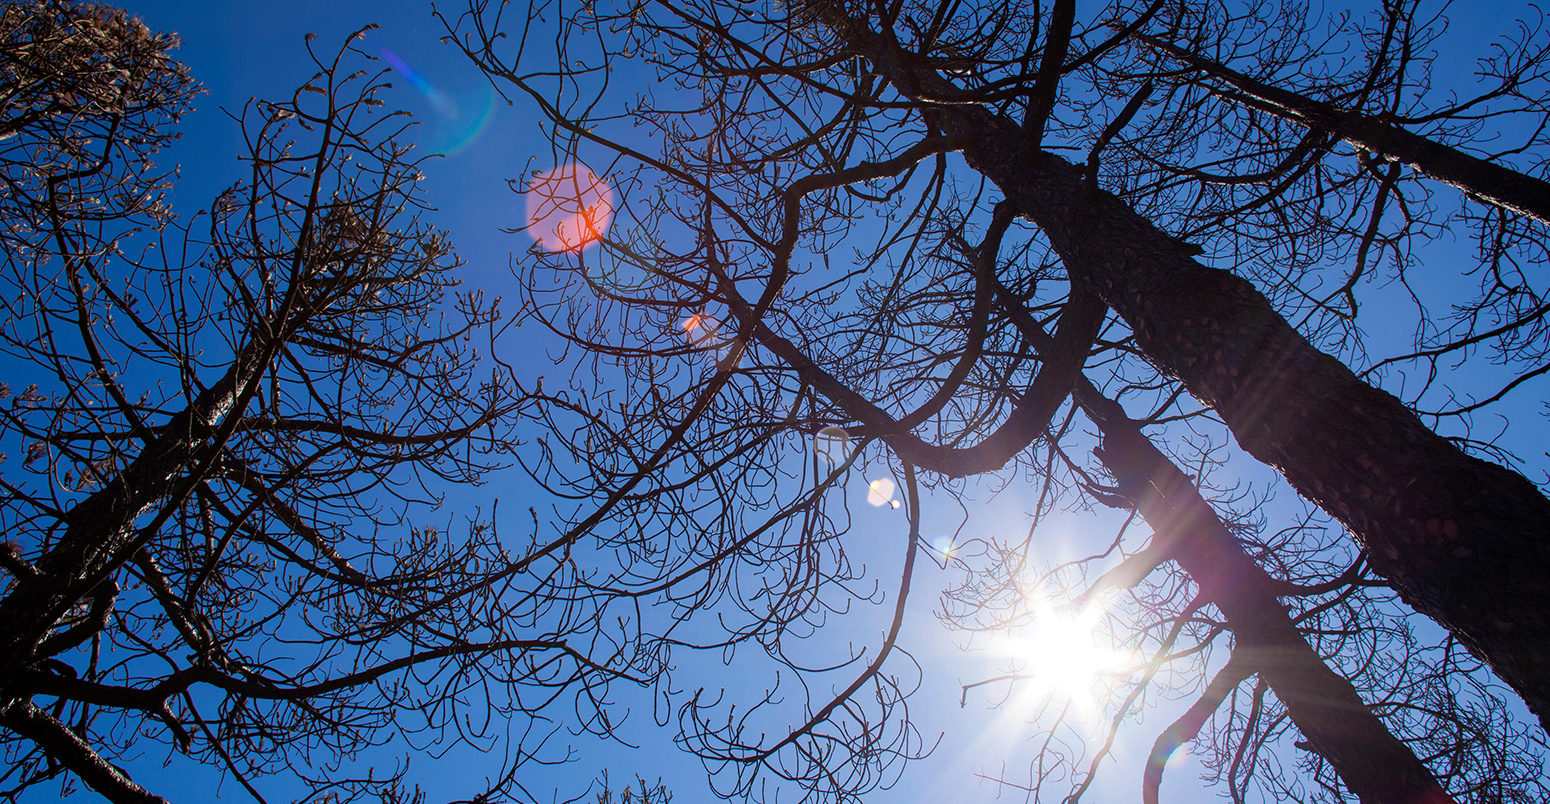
(442, 0), (1549, 801)
(0, 4), (645, 801)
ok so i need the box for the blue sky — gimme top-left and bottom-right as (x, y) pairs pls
(77, 3), (973, 802)
(118, 0), (527, 298)
(46, 1), (1550, 802)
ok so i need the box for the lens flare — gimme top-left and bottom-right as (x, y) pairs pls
(379, 47), (495, 156)
(867, 477), (898, 508)
(436, 87), (497, 156)
(525, 163), (615, 252)
(380, 47), (453, 115)
(813, 426), (851, 464)
(682, 314), (720, 347)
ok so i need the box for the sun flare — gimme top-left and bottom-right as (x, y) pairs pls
(996, 603), (1133, 712)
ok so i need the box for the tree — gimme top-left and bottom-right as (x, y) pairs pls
(0, 4), (647, 801)
(439, 0), (1550, 801)
(593, 774), (672, 804)
(818, 0), (1550, 734)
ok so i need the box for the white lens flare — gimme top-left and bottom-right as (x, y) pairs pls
(866, 477), (898, 508)
(813, 426), (851, 464)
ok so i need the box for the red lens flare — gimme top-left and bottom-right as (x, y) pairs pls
(524, 163), (615, 252)
(681, 314), (719, 347)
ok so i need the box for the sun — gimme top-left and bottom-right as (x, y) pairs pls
(995, 602), (1133, 714)
(524, 162), (615, 252)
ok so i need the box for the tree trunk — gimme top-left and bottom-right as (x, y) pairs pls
(1079, 385), (1453, 804)
(1133, 33), (1550, 226)
(0, 356), (253, 692)
(843, 20), (1550, 732)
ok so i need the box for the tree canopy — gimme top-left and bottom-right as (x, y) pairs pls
(3, 0), (1549, 802)
(0, 5), (637, 801)
(439, 0), (1550, 800)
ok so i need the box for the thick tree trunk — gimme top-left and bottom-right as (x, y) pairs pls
(1007, 136), (1550, 735)
(986, 287), (1452, 801)
(748, 224), (1458, 798)
(1078, 385), (1453, 804)
(1133, 33), (1550, 226)
(845, 22), (1550, 732)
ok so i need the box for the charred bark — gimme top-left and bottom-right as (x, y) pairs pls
(733, 239), (1459, 800)
(0, 334), (275, 704)
(0, 699), (170, 804)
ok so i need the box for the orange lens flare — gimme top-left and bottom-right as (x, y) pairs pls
(524, 163), (615, 252)
(681, 314), (719, 346)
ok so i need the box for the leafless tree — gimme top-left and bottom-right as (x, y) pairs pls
(0, 4), (655, 801)
(593, 774), (672, 804)
(439, 0), (1550, 801)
